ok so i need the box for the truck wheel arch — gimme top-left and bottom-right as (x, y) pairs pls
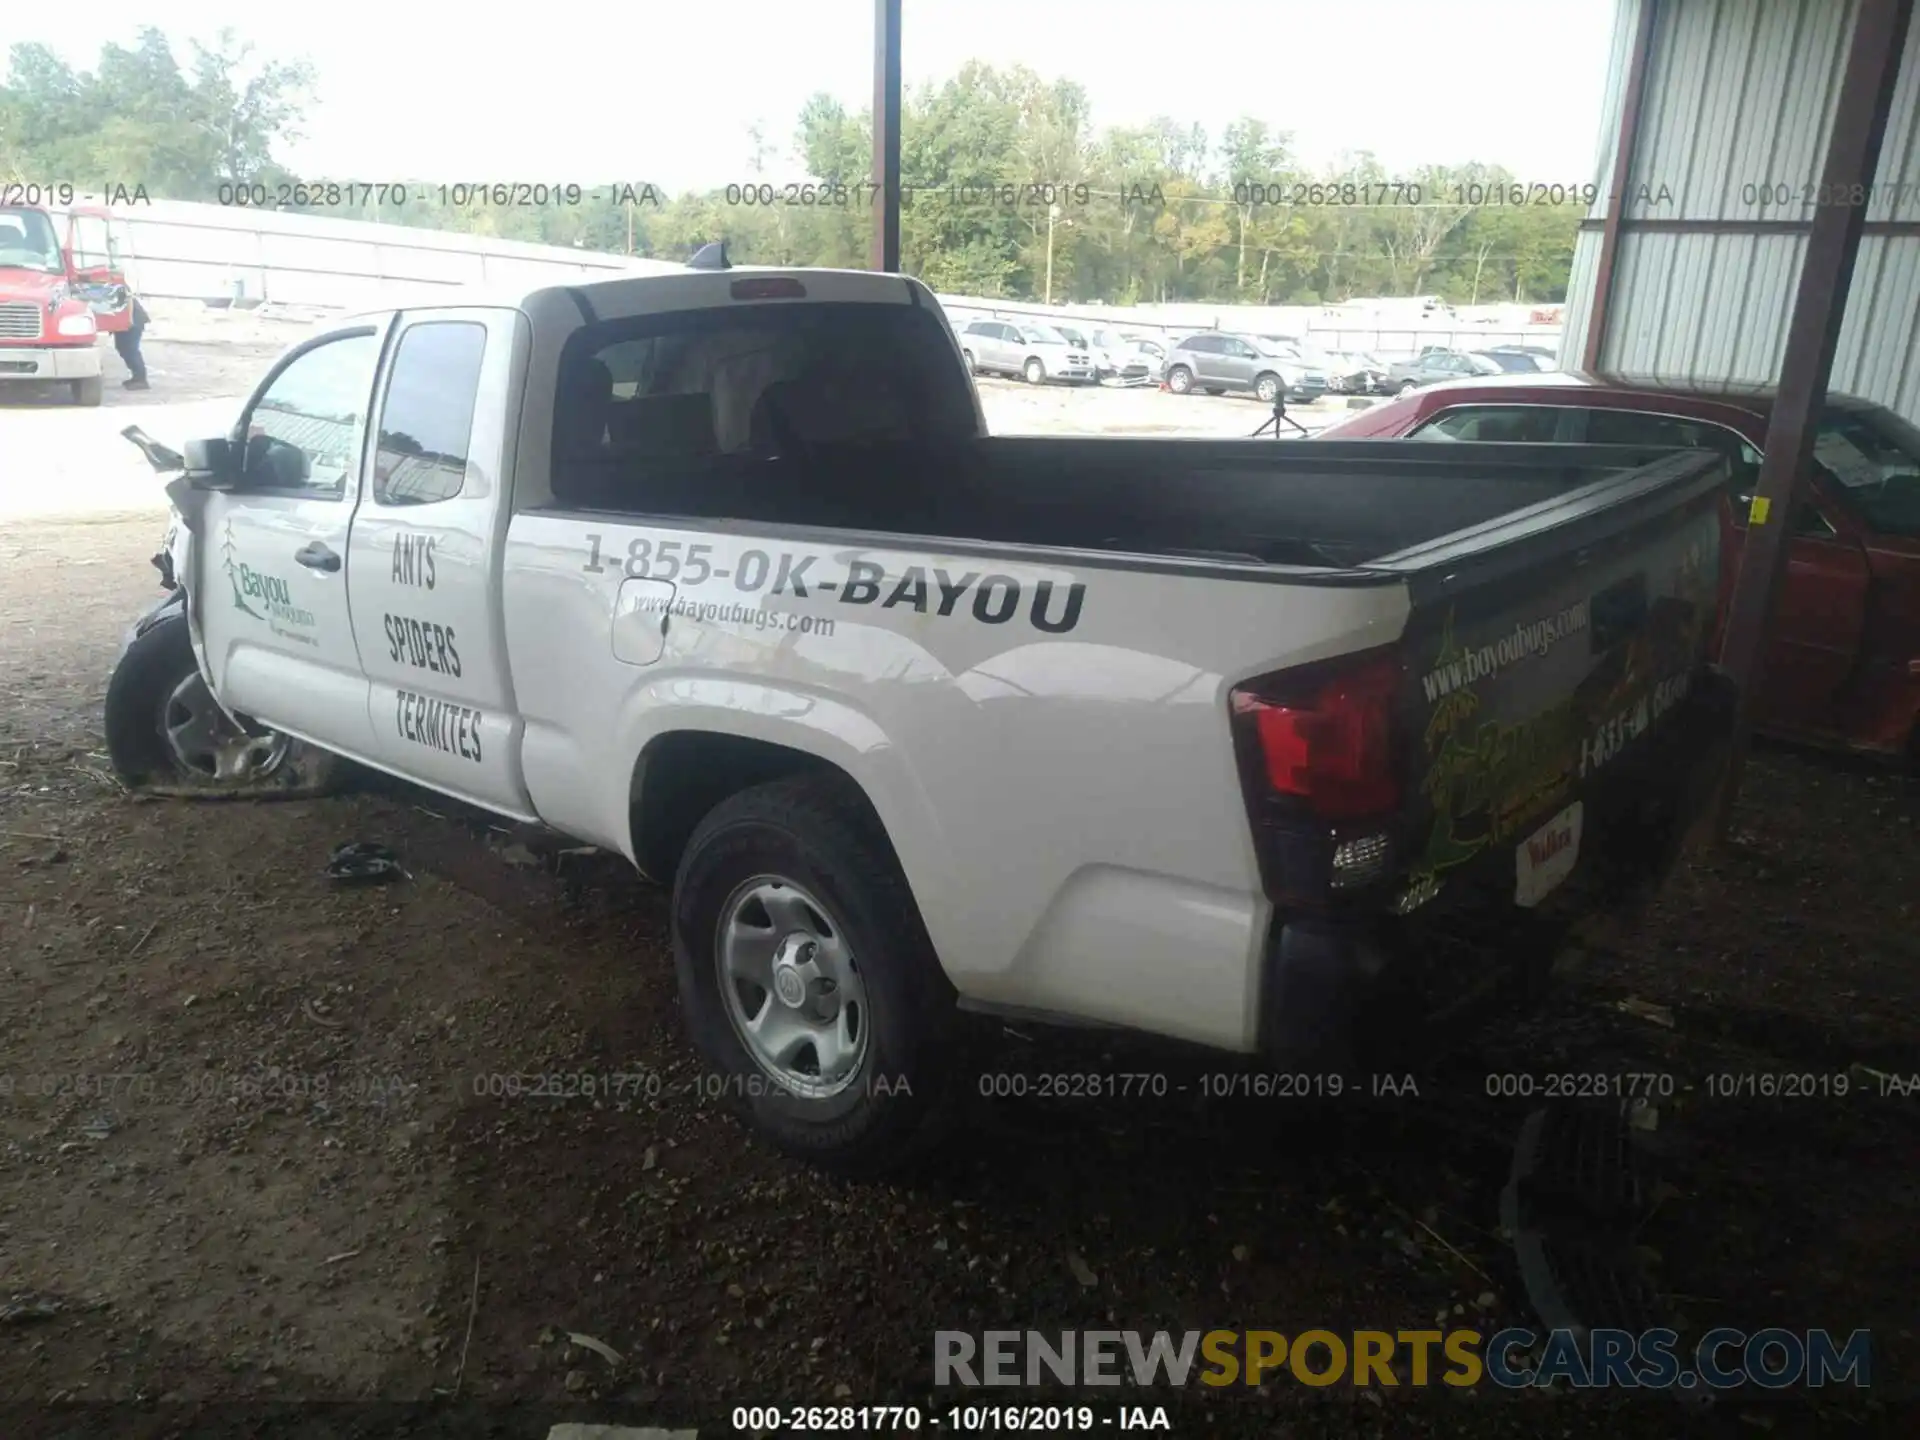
(629, 730), (904, 889)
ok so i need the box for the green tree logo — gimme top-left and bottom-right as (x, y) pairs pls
(222, 520), (262, 618)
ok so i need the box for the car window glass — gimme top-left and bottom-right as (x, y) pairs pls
(1582, 408), (1771, 523)
(243, 332), (381, 498)
(372, 321), (487, 506)
(1811, 409), (1920, 538)
(1415, 406), (1573, 443)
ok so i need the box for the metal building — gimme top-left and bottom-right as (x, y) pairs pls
(1563, 0), (1920, 418)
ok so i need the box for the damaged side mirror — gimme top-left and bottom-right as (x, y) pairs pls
(184, 436), (241, 492)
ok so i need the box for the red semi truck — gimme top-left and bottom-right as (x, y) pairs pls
(0, 201), (133, 406)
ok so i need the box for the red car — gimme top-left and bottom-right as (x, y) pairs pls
(1320, 373), (1920, 760)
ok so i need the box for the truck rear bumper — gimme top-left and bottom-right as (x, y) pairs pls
(0, 343), (103, 381)
(1258, 666), (1737, 1069)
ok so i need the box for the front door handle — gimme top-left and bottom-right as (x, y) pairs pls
(295, 542), (341, 573)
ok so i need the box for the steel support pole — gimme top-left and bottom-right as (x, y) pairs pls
(1713, 0), (1913, 837)
(871, 0), (903, 272)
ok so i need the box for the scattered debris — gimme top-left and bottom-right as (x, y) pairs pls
(127, 921), (157, 958)
(453, 1256), (483, 1398)
(1066, 1251), (1098, 1288)
(324, 841), (409, 886)
(323, 1250), (361, 1266)
(568, 1331), (623, 1367)
(1615, 996), (1676, 1028)
(1, 1296), (64, 1325)
(301, 999), (346, 1030)
(496, 842), (541, 869)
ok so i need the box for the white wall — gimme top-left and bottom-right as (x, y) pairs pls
(56, 198), (682, 311)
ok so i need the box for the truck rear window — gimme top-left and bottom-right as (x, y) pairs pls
(550, 301), (977, 513)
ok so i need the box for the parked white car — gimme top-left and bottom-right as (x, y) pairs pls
(958, 318), (1094, 384)
(1086, 327), (1155, 386)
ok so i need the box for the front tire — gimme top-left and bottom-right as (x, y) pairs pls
(1398, 379), (1419, 395)
(1023, 356), (1047, 385)
(1166, 364), (1194, 395)
(1254, 372), (1282, 404)
(961, 349), (975, 374)
(104, 611), (342, 796)
(672, 774), (955, 1175)
(72, 376), (104, 407)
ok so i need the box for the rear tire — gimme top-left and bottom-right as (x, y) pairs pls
(1023, 356), (1046, 385)
(672, 774), (956, 1175)
(72, 376), (104, 407)
(104, 611), (342, 797)
(1166, 365), (1193, 395)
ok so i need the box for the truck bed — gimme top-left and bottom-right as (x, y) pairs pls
(577, 437), (1712, 572)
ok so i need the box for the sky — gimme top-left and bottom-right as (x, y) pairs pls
(4, 0), (1621, 192)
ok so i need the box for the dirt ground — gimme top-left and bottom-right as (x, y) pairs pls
(1, 490), (1917, 1431)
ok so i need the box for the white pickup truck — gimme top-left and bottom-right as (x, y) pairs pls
(107, 262), (1735, 1172)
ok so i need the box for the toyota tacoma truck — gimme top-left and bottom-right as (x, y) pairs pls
(108, 262), (1736, 1172)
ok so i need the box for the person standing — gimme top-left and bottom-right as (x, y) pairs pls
(115, 293), (150, 391)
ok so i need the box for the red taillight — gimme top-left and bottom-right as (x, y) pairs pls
(1231, 650), (1402, 820)
(731, 276), (807, 300)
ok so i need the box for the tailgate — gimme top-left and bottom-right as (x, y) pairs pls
(1369, 448), (1728, 907)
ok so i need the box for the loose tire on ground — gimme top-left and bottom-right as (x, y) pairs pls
(104, 611), (342, 797)
(672, 773), (956, 1175)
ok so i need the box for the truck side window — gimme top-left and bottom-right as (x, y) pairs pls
(550, 303), (978, 515)
(240, 332), (381, 499)
(372, 322), (487, 507)
(70, 214), (115, 269)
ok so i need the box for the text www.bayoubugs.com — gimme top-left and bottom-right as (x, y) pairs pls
(631, 592), (836, 638)
(1422, 599), (1589, 703)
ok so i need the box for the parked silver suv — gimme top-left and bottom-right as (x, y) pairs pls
(1164, 332), (1327, 403)
(958, 319), (1095, 385)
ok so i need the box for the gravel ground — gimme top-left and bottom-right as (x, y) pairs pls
(0, 320), (1915, 1438)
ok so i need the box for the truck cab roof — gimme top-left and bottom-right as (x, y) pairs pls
(351, 266), (931, 327)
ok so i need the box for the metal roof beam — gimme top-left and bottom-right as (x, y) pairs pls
(871, 0), (903, 273)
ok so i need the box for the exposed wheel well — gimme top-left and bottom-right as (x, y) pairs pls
(629, 732), (877, 884)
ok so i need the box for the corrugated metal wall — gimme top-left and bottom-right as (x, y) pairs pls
(1563, 0), (1920, 417)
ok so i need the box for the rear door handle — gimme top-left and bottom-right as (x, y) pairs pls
(295, 542), (341, 573)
